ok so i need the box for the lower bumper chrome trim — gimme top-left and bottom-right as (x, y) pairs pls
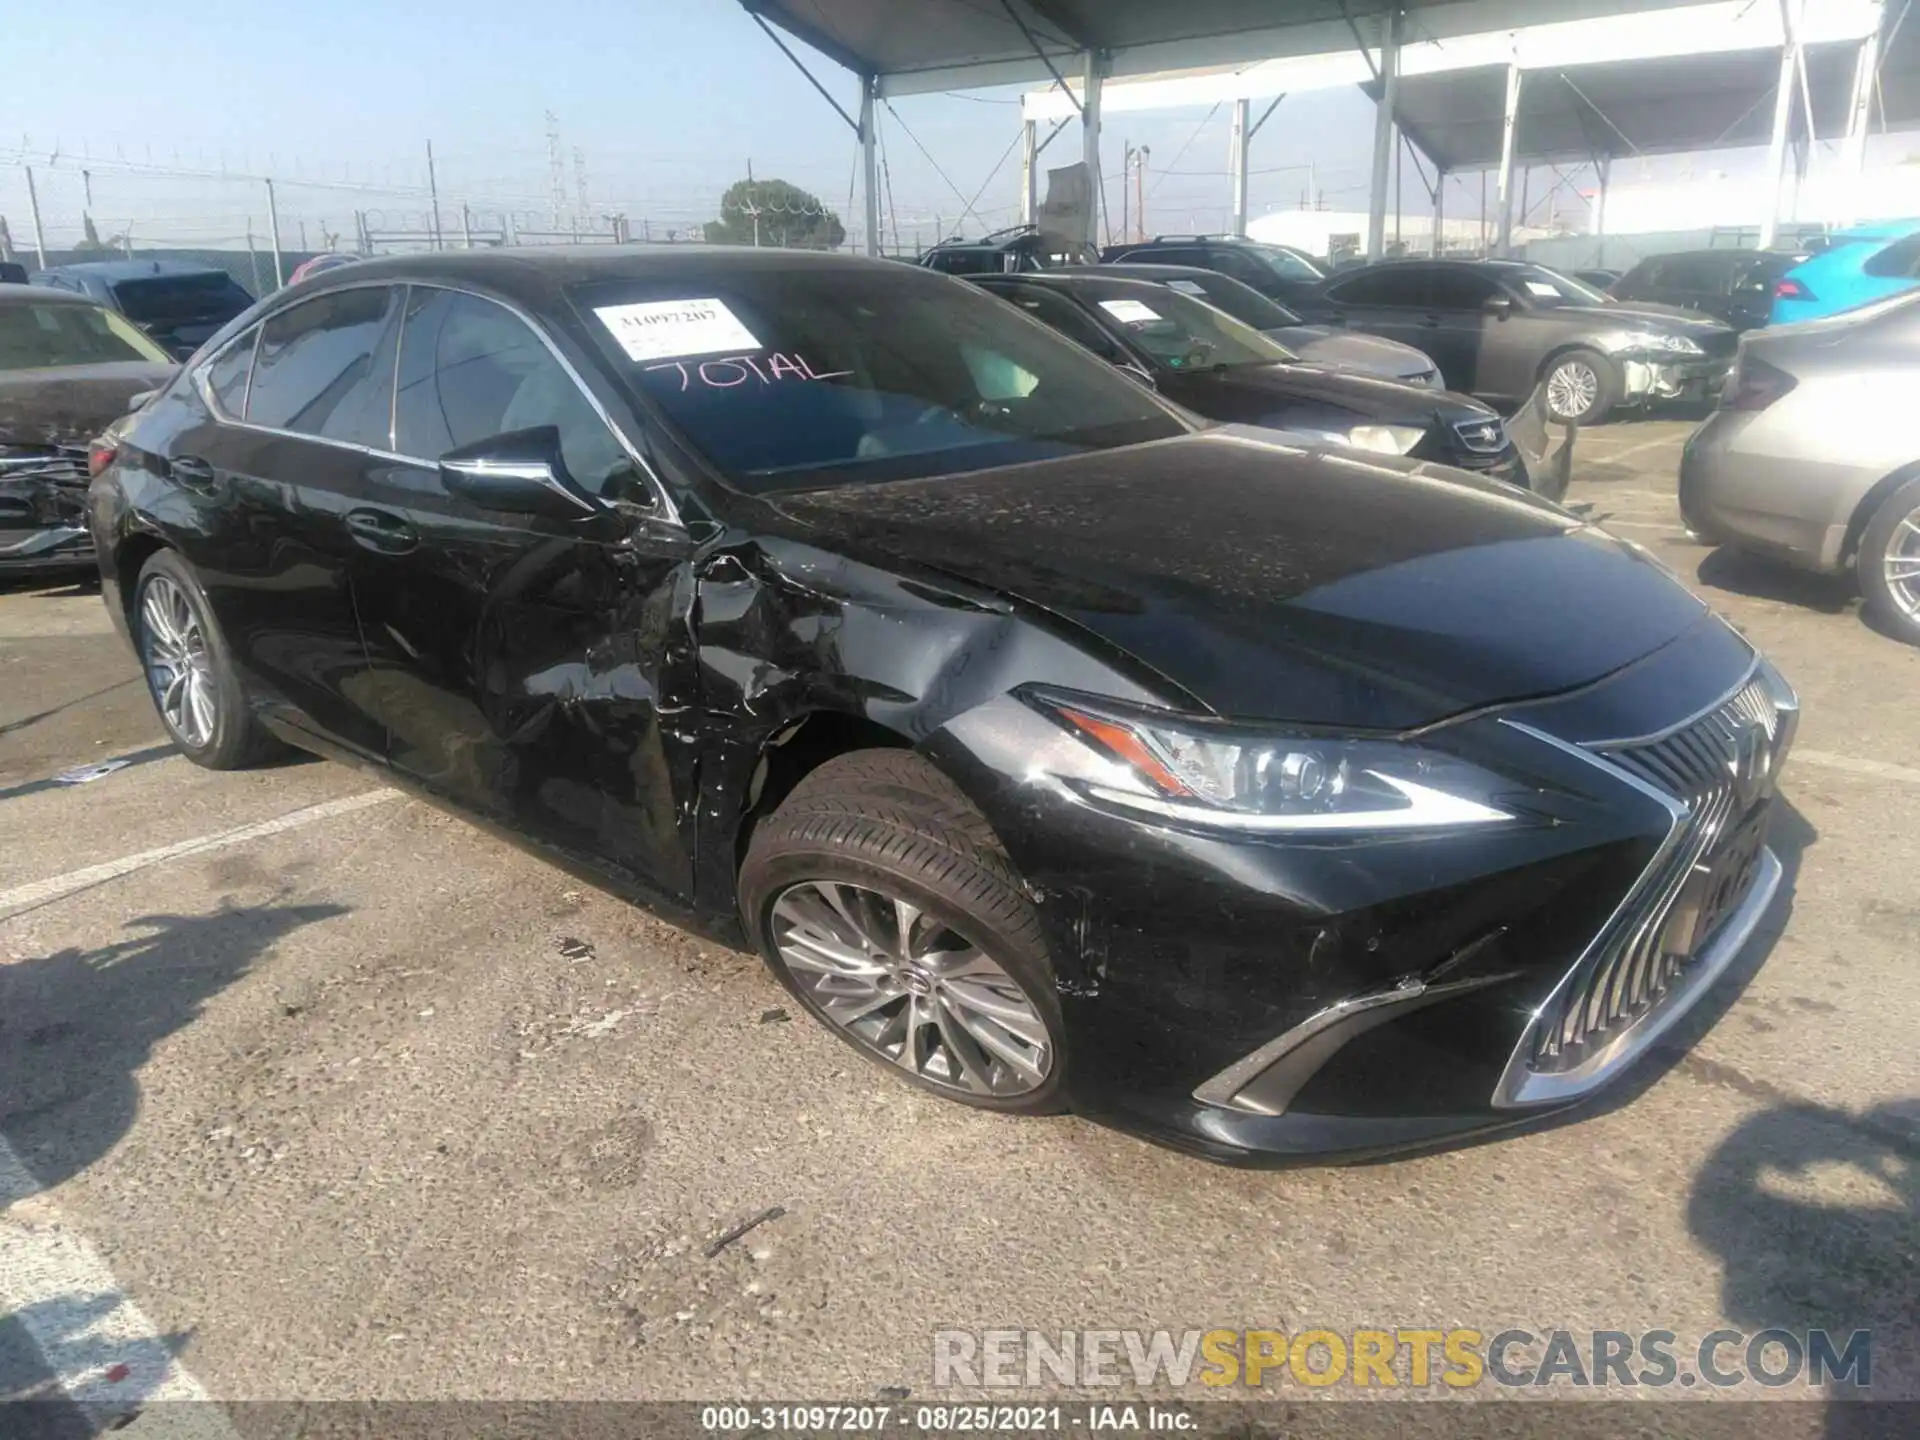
(1491, 846), (1782, 1109)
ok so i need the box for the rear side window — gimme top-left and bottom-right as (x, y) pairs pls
(394, 287), (631, 495)
(246, 287), (402, 448)
(1863, 233), (1920, 279)
(1656, 254), (1729, 291)
(109, 273), (254, 327)
(201, 328), (257, 417)
(1326, 267), (1428, 307)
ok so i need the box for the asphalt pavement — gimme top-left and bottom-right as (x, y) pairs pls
(1, 421), (1917, 1431)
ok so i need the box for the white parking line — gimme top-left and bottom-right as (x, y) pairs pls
(0, 790), (400, 922)
(1582, 434), (1688, 465)
(1793, 750), (1920, 786)
(1, 1138), (237, 1433)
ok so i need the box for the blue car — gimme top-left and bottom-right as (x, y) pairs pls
(1771, 218), (1920, 324)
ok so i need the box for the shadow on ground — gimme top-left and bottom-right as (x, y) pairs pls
(0, 901), (348, 1193)
(1697, 547), (1857, 616)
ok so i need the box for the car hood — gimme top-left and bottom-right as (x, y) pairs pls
(1552, 301), (1731, 335)
(1268, 325), (1435, 380)
(0, 361), (176, 448)
(1182, 362), (1487, 423)
(772, 429), (1710, 729)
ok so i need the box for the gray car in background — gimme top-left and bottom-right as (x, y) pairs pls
(1680, 290), (1920, 645)
(1076, 263), (1443, 387)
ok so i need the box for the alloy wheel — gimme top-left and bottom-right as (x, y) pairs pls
(769, 879), (1054, 1097)
(1546, 360), (1600, 421)
(1885, 505), (1920, 621)
(138, 575), (218, 748)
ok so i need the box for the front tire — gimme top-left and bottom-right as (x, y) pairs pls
(133, 550), (281, 769)
(1542, 348), (1620, 425)
(737, 750), (1066, 1114)
(1858, 477), (1920, 646)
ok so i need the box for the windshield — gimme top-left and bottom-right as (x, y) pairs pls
(0, 300), (173, 370)
(1244, 244), (1326, 282)
(570, 267), (1188, 494)
(1506, 266), (1609, 307)
(110, 273), (255, 328)
(1151, 275), (1301, 350)
(1070, 279), (1291, 372)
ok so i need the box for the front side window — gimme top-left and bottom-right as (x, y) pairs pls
(394, 287), (633, 496)
(571, 266), (1187, 494)
(1425, 269), (1500, 310)
(246, 287), (401, 448)
(0, 300), (174, 371)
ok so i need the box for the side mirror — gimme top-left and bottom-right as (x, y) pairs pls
(1484, 294), (1515, 319)
(438, 426), (604, 520)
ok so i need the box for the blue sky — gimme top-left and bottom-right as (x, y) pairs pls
(1, 0), (1395, 252)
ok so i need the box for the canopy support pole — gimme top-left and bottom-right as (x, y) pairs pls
(1432, 168), (1446, 256)
(1366, 7), (1401, 261)
(1021, 119), (1038, 225)
(860, 76), (880, 255)
(1844, 1), (1884, 223)
(1229, 98), (1249, 238)
(1761, 1), (1801, 249)
(1494, 63), (1523, 258)
(1591, 156), (1611, 263)
(1082, 49), (1104, 249)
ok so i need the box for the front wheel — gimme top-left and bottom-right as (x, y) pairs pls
(737, 750), (1066, 1114)
(1541, 348), (1620, 426)
(1858, 477), (1920, 646)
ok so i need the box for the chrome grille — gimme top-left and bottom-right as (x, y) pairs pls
(1529, 673), (1786, 1073)
(0, 447), (89, 486)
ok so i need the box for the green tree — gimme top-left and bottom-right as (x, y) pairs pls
(705, 178), (846, 250)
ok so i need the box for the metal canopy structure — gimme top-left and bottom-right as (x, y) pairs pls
(744, 0), (1900, 260)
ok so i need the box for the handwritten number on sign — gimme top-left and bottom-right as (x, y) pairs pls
(643, 353), (854, 392)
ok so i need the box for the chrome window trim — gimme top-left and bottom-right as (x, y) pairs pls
(188, 274), (682, 529)
(194, 324), (262, 424)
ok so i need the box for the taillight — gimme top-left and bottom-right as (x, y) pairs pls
(1724, 354), (1797, 411)
(87, 440), (118, 478)
(1773, 277), (1814, 302)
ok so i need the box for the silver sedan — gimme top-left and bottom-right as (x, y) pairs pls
(1680, 291), (1920, 645)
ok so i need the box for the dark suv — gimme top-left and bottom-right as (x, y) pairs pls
(32, 260), (255, 359)
(1308, 260), (1737, 424)
(1609, 249), (1805, 331)
(1100, 235), (1328, 310)
(919, 225), (1093, 276)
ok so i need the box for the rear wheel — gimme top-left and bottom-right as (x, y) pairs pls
(737, 750), (1065, 1113)
(1542, 348), (1620, 425)
(133, 550), (281, 769)
(1858, 477), (1920, 646)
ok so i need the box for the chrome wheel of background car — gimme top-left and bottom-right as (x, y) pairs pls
(1885, 506), (1920, 619)
(1546, 359), (1600, 421)
(769, 879), (1054, 1097)
(138, 574), (217, 748)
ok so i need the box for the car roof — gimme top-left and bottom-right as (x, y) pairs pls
(35, 259), (233, 281)
(1060, 262), (1220, 281)
(972, 270), (1160, 294)
(0, 282), (103, 308)
(291, 245), (947, 312)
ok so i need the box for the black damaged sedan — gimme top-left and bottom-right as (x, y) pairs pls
(90, 248), (1796, 1164)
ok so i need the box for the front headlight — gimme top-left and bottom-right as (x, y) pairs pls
(1620, 330), (1703, 356)
(1028, 693), (1517, 833)
(1344, 423), (1427, 455)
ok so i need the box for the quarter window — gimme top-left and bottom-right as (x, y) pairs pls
(394, 288), (633, 497)
(246, 288), (401, 448)
(202, 328), (258, 418)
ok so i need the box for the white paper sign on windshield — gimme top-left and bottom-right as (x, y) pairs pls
(1525, 281), (1562, 299)
(1098, 298), (1164, 324)
(594, 298), (763, 362)
(1166, 280), (1208, 297)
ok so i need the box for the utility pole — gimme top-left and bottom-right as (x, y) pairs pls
(245, 221), (262, 296)
(1120, 141), (1132, 243)
(264, 178), (284, 287)
(461, 203), (473, 249)
(546, 112), (567, 229)
(426, 141), (443, 250)
(24, 165), (47, 268)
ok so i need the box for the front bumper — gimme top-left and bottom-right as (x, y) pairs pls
(1621, 353), (1733, 405)
(933, 624), (1794, 1164)
(0, 525), (95, 574)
